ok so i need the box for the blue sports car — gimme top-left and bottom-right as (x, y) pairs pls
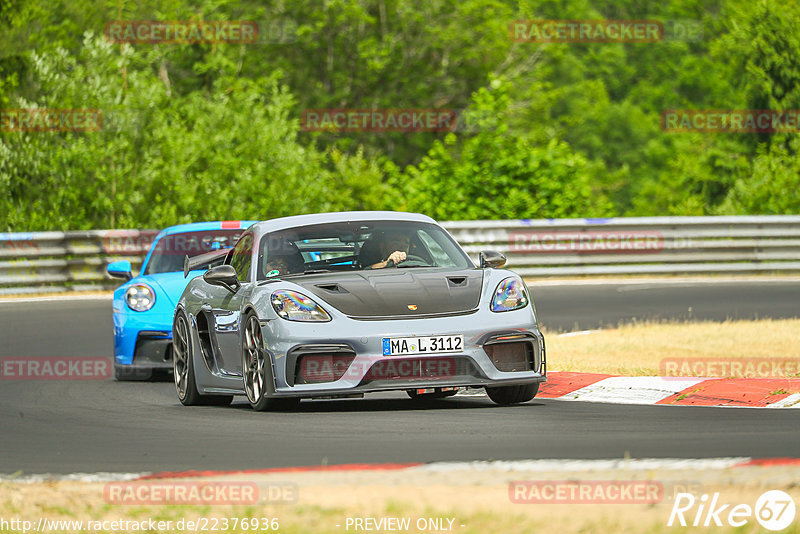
(107, 221), (256, 380)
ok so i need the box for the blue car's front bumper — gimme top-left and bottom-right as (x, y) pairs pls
(112, 306), (174, 368)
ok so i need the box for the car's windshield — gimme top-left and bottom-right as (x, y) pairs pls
(257, 221), (473, 280)
(144, 229), (246, 274)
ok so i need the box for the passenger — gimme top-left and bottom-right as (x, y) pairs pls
(263, 257), (289, 277)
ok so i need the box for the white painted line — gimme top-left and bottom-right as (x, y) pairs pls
(558, 376), (707, 405)
(1, 458), (756, 482)
(766, 393), (800, 408)
(0, 472), (147, 483)
(411, 458), (750, 472)
(528, 276), (800, 287)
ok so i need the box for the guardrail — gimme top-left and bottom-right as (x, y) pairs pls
(443, 215), (800, 277)
(1, 216), (799, 294)
(0, 229), (157, 295)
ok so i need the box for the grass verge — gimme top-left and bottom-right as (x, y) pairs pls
(543, 318), (800, 377)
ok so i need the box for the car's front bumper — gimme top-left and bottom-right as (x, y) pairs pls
(112, 308), (173, 368)
(261, 310), (545, 398)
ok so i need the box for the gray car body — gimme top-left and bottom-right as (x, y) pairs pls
(175, 211), (546, 398)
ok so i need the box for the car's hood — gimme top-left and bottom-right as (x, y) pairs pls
(292, 268), (484, 317)
(140, 271), (193, 309)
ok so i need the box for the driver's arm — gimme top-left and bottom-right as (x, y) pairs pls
(370, 250), (407, 269)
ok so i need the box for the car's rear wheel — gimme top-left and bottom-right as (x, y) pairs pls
(242, 312), (300, 412)
(485, 383), (539, 405)
(174, 312), (232, 407)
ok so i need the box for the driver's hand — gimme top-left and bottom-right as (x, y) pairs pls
(387, 250), (406, 265)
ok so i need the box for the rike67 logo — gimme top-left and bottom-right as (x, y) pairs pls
(668, 490), (796, 531)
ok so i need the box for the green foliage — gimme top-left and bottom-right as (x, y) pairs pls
(1, 0), (800, 232)
(0, 36), (385, 230)
(716, 136), (800, 214)
(385, 81), (612, 219)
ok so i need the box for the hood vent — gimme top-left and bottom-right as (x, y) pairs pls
(315, 283), (348, 294)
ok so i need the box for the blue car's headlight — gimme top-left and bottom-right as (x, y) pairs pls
(271, 290), (331, 322)
(125, 284), (156, 312)
(491, 277), (529, 312)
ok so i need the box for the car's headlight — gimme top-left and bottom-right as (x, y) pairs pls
(271, 290), (331, 322)
(125, 284), (156, 312)
(491, 277), (529, 312)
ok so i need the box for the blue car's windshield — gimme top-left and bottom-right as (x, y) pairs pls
(144, 229), (246, 274)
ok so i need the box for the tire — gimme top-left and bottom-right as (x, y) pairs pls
(173, 312), (233, 407)
(114, 365), (153, 381)
(406, 388), (459, 400)
(242, 312), (300, 412)
(485, 383), (539, 405)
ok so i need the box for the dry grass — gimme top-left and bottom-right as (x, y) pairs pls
(544, 318), (800, 376)
(2, 466), (799, 533)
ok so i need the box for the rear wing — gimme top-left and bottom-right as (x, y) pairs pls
(183, 248), (231, 278)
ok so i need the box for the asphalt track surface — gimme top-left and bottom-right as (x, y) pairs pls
(1, 280), (799, 475)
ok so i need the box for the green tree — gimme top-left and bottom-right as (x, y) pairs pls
(0, 35), (385, 231)
(385, 81), (612, 219)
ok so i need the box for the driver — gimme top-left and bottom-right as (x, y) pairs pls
(370, 231), (411, 269)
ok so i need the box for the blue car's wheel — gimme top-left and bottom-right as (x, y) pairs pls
(174, 311), (232, 407)
(242, 312), (299, 412)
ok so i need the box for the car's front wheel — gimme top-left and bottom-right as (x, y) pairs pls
(173, 312), (232, 407)
(242, 312), (300, 412)
(485, 383), (539, 405)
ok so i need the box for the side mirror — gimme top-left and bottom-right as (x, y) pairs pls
(203, 264), (241, 293)
(107, 260), (132, 281)
(479, 250), (506, 269)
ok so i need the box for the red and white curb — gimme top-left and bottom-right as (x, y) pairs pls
(458, 372), (800, 408)
(4, 458), (800, 482)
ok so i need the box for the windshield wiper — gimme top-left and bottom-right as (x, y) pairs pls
(396, 264), (428, 268)
(302, 269), (331, 274)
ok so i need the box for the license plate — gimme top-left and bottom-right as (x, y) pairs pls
(382, 335), (464, 356)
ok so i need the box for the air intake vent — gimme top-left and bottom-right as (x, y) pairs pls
(315, 283), (348, 293)
(447, 276), (467, 287)
(484, 342), (533, 372)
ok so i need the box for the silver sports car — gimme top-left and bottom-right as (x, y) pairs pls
(172, 211), (546, 410)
